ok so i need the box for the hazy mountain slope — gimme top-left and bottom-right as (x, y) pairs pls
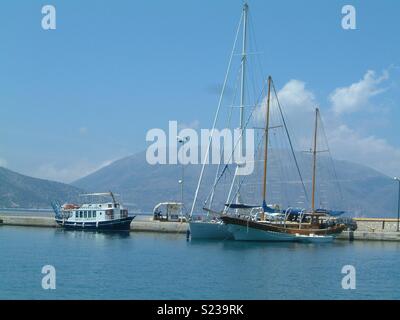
(73, 151), (207, 212)
(0, 167), (83, 209)
(73, 150), (398, 217)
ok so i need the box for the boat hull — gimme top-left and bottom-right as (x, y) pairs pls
(55, 216), (135, 231)
(227, 224), (298, 241)
(221, 216), (344, 242)
(189, 221), (233, 240)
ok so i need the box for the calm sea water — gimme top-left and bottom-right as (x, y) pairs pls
(1, 225), (400, 300)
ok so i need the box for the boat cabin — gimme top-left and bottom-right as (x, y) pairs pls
(153, 202), (187, 222)
(61, 201), (129, 222)
(52, 192), (135, 230)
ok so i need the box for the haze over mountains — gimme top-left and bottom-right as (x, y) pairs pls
(73, 150), (398, 217)
(0, 150), (398, 218)
(0, 167), (82, 208)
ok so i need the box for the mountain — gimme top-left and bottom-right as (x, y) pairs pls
(73, 151), (208, 213)
(0, 167), (83, 209)
(73, 150), (399, 217)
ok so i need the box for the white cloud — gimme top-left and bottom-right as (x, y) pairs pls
(329, 70), (389, 115)
(255, 79), (316, 121)
(328, 125), (400, 177)
(277, 80), (316, 113)
(325, 69), (400, 176)
(254, 79), (317, 150)
(254, 71), (399, 177)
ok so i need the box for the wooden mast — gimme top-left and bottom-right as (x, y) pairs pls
(311, 108), (319, 215)
(261, 76), (272, 219)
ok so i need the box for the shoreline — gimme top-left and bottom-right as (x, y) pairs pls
(2, 215), (400, 241)
(0, 214), (187, 234)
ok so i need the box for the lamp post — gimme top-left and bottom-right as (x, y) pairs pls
(395, 177), (400, 232)
(178, 136), (189, 218)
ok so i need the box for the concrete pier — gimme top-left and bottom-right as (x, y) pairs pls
(1, 214), (400, 240)
(0, 215), (57, 228)
(337, 230), (400, 241)
(0, 214), (187, 233)
(132, 220), (187, 233)
(336, 218), (400, 242)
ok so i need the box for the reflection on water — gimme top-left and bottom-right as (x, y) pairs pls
(53, 228), (131, 240)
(1, 226), (400, 299)
(189, 237), (349, 251)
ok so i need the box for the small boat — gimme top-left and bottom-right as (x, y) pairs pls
(153, 202), (187, 222)
(52, 192), (135, 231)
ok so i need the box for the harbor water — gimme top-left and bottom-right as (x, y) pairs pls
(1, 225), (400, 299)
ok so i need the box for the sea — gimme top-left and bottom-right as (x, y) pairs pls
(1, 220), (400, 300)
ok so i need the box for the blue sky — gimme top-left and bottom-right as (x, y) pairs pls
(0, 0), (399, 182)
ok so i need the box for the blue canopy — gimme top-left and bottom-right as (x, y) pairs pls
(225, 203), (259, 209)
(262, 200), (276, 213)
(315, 209), (345, 217)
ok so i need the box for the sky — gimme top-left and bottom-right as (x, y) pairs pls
(0, 0), (399, 183)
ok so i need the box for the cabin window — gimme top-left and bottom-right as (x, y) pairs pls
(93, 211), (96, 218)
(80, 211), (83, 218)
(88, 211), (92, 218)
(108, 204), (112, 208)
(84, 211), (87, 218)
(75, 212), (78, 218)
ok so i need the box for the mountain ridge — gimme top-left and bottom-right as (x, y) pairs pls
(73, 150), (398, 217)
(0, 167), (83, 209)
(1, 150), (397, 218)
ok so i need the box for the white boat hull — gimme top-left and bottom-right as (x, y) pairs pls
(189, 221), (233, 240)
(227, 224), (298, 241)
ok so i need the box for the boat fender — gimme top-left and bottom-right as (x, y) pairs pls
(96, 221), (99, 228)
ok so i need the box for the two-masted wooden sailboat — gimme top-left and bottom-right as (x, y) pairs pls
(221, 77), (346, 242)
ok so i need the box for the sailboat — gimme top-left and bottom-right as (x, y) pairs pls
(221, 82), (346, 242)
(189, 3), (251, 240)
(189, 3), (311, 239)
